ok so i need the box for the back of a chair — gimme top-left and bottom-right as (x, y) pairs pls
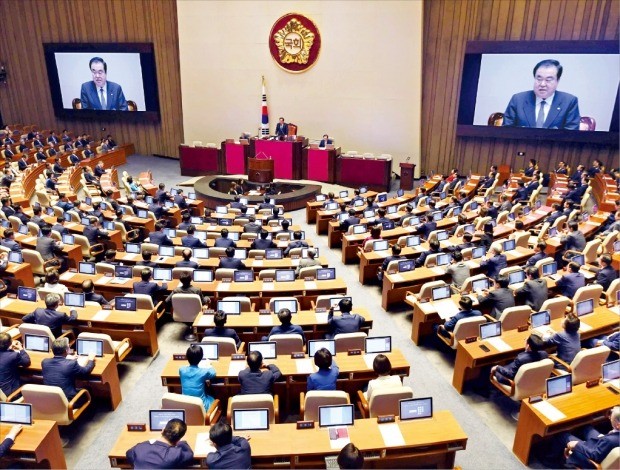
(172, 268), (194, 280)
(418, 280), (447, 300)
(72, 234), (91, 258)
(22, 249), (45, 275)
(229, 394), (276, 425)
(368, 386), (413, 418)
(21, 384), (70, 425)
(582, 239), (601, 263)
(512, 358), (554, 401)
(203, 336), (237, 355)
(298, 265), (320, 279)
(459, 274), (487, 294)
(248, 249), (266, 258)
(275, 233), (290, 241)
(215, 268), (236, 280)
(498, 265), (522, 278)
(161, 392), (206, 425)
(540, 296), (571, 320)
(513, 231), (530, 248)
(303, 391), (349, 422)
(475, 216), (491, 230)
(27, 221), (40, 236)
(37, 287), (57, 300)
(270, 334), (304, 355)
(451, 317), (487, 349)
(423, 253), (440, 268)
(315, 294), (345, 310)
(362, 240), (375, 251)
(498, 306), (532, 331)
(288, 247), (303, 258)
(77, 332), (115, 354)
(604, 278), (620, 306)
(258, 269), (277, 280)
(510, 203), (522, 215)
(140, 242), (159, 255)
(95, 262), (116, 275)
(8, 216), (21, 231)
(496, 211), (509, 225)
(600, 231), (619, 254)
(570, 346), (611, 385)
(19, 323), (55, 342)
(132, 265), (152, 278)
(334, 332), (367, 353)
(600, 446), (620, 470)
(572, 285), (604, 310)
(171, 294), (202, 323)
(535, 257), (556, 277)
(551, 215), (566, 230)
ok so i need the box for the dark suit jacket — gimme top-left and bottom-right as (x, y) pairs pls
(206, 437), (251, 469)
(42, 356), (95, 400)
(480, 254), (507, 280)
(84, 291), (109, 305)
(133, 281), (168, 297)
(80, 81), (128, 110)
(275, 122), (288, 137)
(175, 259), (199, 269)
(319, 139), (333, 147)
(544, 330), (581, 365)
(214, 237), (236, 248)
(596, 266), (618, 291)
(444, 309), (483, 332)
(238, 365), (282, 394)
(251, 238), (276, 250)
(556, 272), (586, 298)
(417, 221), (437, 240)
(515, 279), (548, 311)
(149, 231), (173, 246)
(218, 257), (246, 270)
(126, 440), (194, 469)
(22, 308), (77, 338)
(17, 159), (28, 171)
(502, 90), (580, 130)
(203, 326), (241, 348)
(495, 350), (549, 382)
(181, 235), (206, 248)
(327, 312), (366, 339)
(567, 430), (619, 467)
(478, 288), (515, 319)
(0, 349), (31, 395)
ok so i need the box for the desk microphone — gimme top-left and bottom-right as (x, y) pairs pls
(406, 157), (410, 162)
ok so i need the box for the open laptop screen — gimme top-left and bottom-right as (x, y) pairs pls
(18, 286), (37, 302)
(602, 360), (619, 383)
(273, 299), (297, 313)
(192, 342), (219, 361)
(217, 300), (241, 315)
(248, 341), (277, 360)
(149, 410), (185, 432)
(575, 299), (594, 317)
(308, 339), (336, 357)
(115, 296), (137, 311)
(399, 397), (433, 421)
(0, 403), (32, 425)
(318, 404), (354, 427)
(64, 292), (85, 308)
(364, 336), (391, 354)
(24, 334), (50, 352)
(480, 321), (502, 340)
(232, 409), (270, 431)
(530, 310), (551, 328)
(193, 270), (214, 283)
(546, 374), (572, 399)
(76, 338), (104, 357)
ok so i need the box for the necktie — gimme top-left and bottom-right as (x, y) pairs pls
(536, 100), (546, 128)
(99, 88), (106, 110)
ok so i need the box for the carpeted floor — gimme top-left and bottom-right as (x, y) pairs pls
(68, 155), (537, 469)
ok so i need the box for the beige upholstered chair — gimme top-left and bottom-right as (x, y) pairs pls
(416, 280), (448, 300)
(0, 319), (19, 340)
(22, 249), (56, 277)
(270, 334), (304, 354)
(161, 392), (220, 425)
(437, 316), (487, 349)
(121, 294), (156, 311)
(95, 262), (115, 275)
(572, 285), (604, 312)
(334, 332), (367, 353)
(550, 346), (611, 385)
(202, 336), (244, 355)
(592, 447), (620, 470)
(356, 386), (413, 418)
(21, 384), (91, 425)
(300, 390), (349, 422)
(495, 306), (532, 331)
(312, 294), (346, 310)
(298, 265), (321, 279)
(73, 234), (104, 261)
(459, 274), (488, 294)
(171, 293), (202, 341)
(540, 296), (571, 320)
(227, 394), (279, 425)
(132, 266), (152, 278)
(215, 268), (236, 280)
(490, 358), (554, 401)
(77, 332), (132, 362)
(172, 268), (194, 280)
(18, 323), (74, 346)
(601, 278), (620, 306)
(258, 269), (277, 280)
(219, 296), (253, 312)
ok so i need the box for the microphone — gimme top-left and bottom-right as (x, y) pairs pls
(405, 157), (410, 162)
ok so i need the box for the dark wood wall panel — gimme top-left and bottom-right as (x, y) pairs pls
(422, 0), (619, 176)
(0, 0), (183, 158)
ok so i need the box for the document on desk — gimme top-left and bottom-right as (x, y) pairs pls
(122, 253), (139, 261)
(532, 401), (566, 422)
(535, 209), (548, 216)
(296, 359), (315, 374)
(262, 282), (274, 291)
(194, 432), (217, 455)
(389, 274), (404, 283)
(217, 283), (230, 291)
(380, 423), (406, 447)
(92, 310), (111, 322)
(315, 311), (329, 323)
(60, 271), (77, 281)
(228, 361), (246, 376)
(253, 260), (263, 267)
(434, 300), (459, 320)
(579, 322), (592, 333)
(196, 315), (214, 327)
(431, 266), (446, 276)
(486, 337), (512, 352)
(259, 315), (274, 326)
(95, 276), (112, 285)
(304, 281), (317, 290)
(0, 297), (14, 309)
(328, 427), (350, 449)
(611, 306), (620, 315)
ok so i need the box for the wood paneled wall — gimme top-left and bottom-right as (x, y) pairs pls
(0, 0), (183, 157)
(422, 0), (619, 176)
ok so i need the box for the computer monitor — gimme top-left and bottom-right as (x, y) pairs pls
(153, 268), (172, 282)
(316, 194), (326, 202)
(472, 246), (486, 259)
(571, 254), (585, 266)
(78, 262), (96, 275)
(193, 248), (209, 259)
(470, 202), (479, 211)
(382, 220), (395, 230)
(431, 285), (451, 301)
(232, 409), (270, 431)
(24, 334), (50, 352)
(398, 260), (415, 273)
(548, 226), (559, 237)
(363, 209), (375, 219)
(436, 230), (449, 242)
(190, 216), (202, 224)
(352, 224), (367, 235)
(192, 342), (219, 361)
(387, 205), (397, 214)
(80, 217), (91, 226)
(452, 206), (462, 216)
(365, 336), (392, 354)
(330, 296), (352, 310)
(432, 211), (443, 222)
(275, 270), (295, 282)
(234, 249), (247, 259)
(307, 339), (336, 357)
(215, 206), (228, 214)
(575, 299), (594, 317)
(64, 292), (85, 308)
(115, 296), (137, 311)
(137, 209), (148, 219)
(316, 268), (336, 280)
(76, 338), (104, 357)
(62, 234), (75, 245)
(614, 240), (620, 253)
(188, 192), (196, 200)
(396, 189), (404, 197)
(158, 245), (174, 257)
(17, 286), (37, 302)
(0, 403), (32, 425)
(480, 321), (502, 340)
(248, 341), (277, 360)
(353, 199), (364, 207)
(373, 240), (389, 251)
(546, 374), (572, 399)
(102, 221), (115, 231)
(318, 404), (354, 427)
(503, 239), (516, 251)
(8, 252), (22, 264)
(377, 194), (387, 203)
(339, 190), (349, 198)
(219, 218), (232, 226)
(114, 265), (132, 279)
(436, 253), (451, 266)
(471, 278), (490, 292)
(541, 262), (558, 277)
(325, 202), (338, 211)
(337, 213), (348, 223)
(149, 409), (186, 432)
(530, 310), (551, 328)
(523, 205), (531, 215)
(399, 397), (433, 421)
(217, 300), (241, 315)
(582, 212), (589, 222)
(164, 228), (176, 238)
(406, 235), (421, 247)
(125, 242), (141, 254)
(508, 270), (526, 285)
(463, 224), (475, 234)
(229, 232), (241, 241)
(193, 270), (214, 283)
(145, 196), (154, 204)
(273, 299), (297, 313)
(602, 360), (620, 384)
(234, 270), (253, 282)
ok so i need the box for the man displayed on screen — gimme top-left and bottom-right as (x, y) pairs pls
(502, 59), (580, 130)
(80, 57), (128, 111)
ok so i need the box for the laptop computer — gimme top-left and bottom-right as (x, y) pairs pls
(503, 239), (516, 252)
(318, 404), (354, 427)
(192, 342), (219, 361)
(406, 235), (421, 247)
(364, 336), (391, 354)
(275, 270), (295, 282)
(125, 243), (141, 254)
(24, 334), (50, 352)
(193, 248), (209, 259)
(480, 321), (502, 340)
(0, 402), (33, 425)
(316, 268), (336, 280)
(64, 292), (85, 308)
(431, 285), (459, 317)
(153, 268), (172, 282)
(508, 270), (526, 287)
(217, 300), (241, 315)
(62, 234), (75, 245)
(193, 270), (214, 283)
(602, 360), (619, 389)
(373, 240), (389, 251)
(17, 286), (37, 302)
(399, 397), (433, 421)
(575, 299), (594, 317)
(79, 262), (96, 275)
(234, 270), (253, 282)
(398, 259), (415, 273)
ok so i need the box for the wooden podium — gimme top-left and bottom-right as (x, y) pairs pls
(248, 157), (274, 184)
(399, 162), (416, 190)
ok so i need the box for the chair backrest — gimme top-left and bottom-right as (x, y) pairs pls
(95, 262), (116, 275)
(76, 332), (115, 354)
(248, 249), (266, 258)
(27, 221), (40, 236)
(18, 323), (55, 342)
(498, 305), (532, 331)
(288, 247), (303, 258)
(303, 391), (349, 422)
(203, 336), (238, 355)
(496, 210), (509, 225)
(600, 446), (620, 470)
(600, 231), (619, 254)
(269, 297), (299, 313)
(513, 231), (530, 248)
(315, 294), (345, 310)
(132, 265), (152, 278)
(423, 253), (440, 268)
(551, 215), (567, 230)
(258, 269), (277, 280)
(229, 394), (276, 425)
(171, 294), (202, 323)
(459, 274), (487, 294)
(475, 216), (491, 230)
(22, 249), (46, 275)
(451, 317), (487, 349)
(540, 296), (571, 320)
(37, 287), (58, 300)
(334, 332), (367, 353)
(582, 239), (601, 263)
(572, 285), (604, 310)
(21, 384), (70, 425)
(512, 358), (554, 401)
(570, 346), (611, 385)
(368, 386), (414, 418)
(215, 268), (236, 280)
(498, 265), (522, 277)
(270, 334), (304, 354)
(172, 267), (194, 280)
(418, 280), (447, 300)
(161, 392), (206, 425)
(140, 242), (159, 255)
(298, 265), (320, 279)
(604, 278), (620, 306)
(535, 256), (556, 277)
(362, 240), (375, 251)
(72, 234), (92, 257)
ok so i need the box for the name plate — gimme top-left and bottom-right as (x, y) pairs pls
(586, 379), (599, 388)
(259, 309), (271, 315)
(127, 423), (146, 432)
(221, 278), (232, 283)
(291, 352), (305, 359)
(204, 309), (214, 314)
(296, 420), (315, 430)
(231, 354), (245, 361)
(262, 278), (273, 283)
(377, 415), (395, 424)
(315, 307), (327, 313)
(518, 325), (529, 332)
(347, 349), (362, 356)
(304, 276), (316, 281)
(528, 395), (543, 404)
(173, 354), (186, 360)
(465, 336), (477, 344)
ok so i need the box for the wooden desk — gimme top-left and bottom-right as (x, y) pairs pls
(0, 420), (66, 469)
(0, 297), (160, 356)
(306, 191), (377, 225)
(251, 138), (307, 180)
(179, 145), (220, 176)
(451, 306), (618, 393)
(337, 156), (393, 193)
(109, 412), (467, 469)
(544, 219), (606, 255)
(302, 147), (340, 183)
(21, 350), (122, 410)
(513, 383), (619, 465)
(3, 261), (35, 288)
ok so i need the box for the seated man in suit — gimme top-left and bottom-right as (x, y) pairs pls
(492, 333), (548, 385)
(51, 216), (69, 236)
(415, 240), (443, 268)
(214, 228), (236, 249)
(0, 333), (31, 397)
(83, 217), (109, 253)
(175, 249), (199, 269)
(543, 313), (581, 369)
(485, 200), (499, 220)
(262, 308), (305, 342)
(1, 230), (21, 253)
(166, 271), (210, 306)
(326, 298), (365, 339)
(206, 421), (251, 470)
(17, 154), (28, 171)
(177, 212), (192, 231)
(415, 213), (437, 241)
(544, 203), (564, 226)
(377, 244), (406, 282)
(238, 350), (282, 395)
(295, 248), (320, 278)
(42, 337), (95, 402)
(149, 222), (174, 246)
(558, 406), (620, 468)
(479, 245), (507, 280)
(229, 195), (245, 210)
(284, 231), (308, 256)
(148, 199), (169, 221)
(203, 310), (241, 348)
(133, 268), (168, 297)
(397, 204), (415, 226)
(126, 418), (194, 469)
(556, 261), (586, 298)
(22, 293), (77, 338)
(265, 207), (283, 223)
(218, 246), (246, 270)
(251, 230), (276, 250)
(275, 117), (288, 138)
(435, 296), (483, 338)
(68, 150), (81, 165)
(498, 194), (513, 213)
(513, 181), (529, 202)
(52, 157), (65, 174)
(445, 251), (471, 291)
(502, 59), (580, 130)
(515, 266), (548, 311)
(135, 251), (158, 269)
(82, 280), (109, 306)
(80, 57), (128, 110)
(594, 254), (618, 291)
(448, 232), (475, 253)
(319, 134), (333, 147)
(0, 197), (14, 217)
(242, 215), (262, 234)
(477, 275), (515, 319)
(258, 196), (275, 212)
(181, 225), (207, 249)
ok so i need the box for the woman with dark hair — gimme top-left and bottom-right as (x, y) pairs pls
(179, 344), (216, 411)
(364, 354), (402, 401)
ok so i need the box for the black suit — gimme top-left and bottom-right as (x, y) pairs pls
(515, 279), (548, 311)
(495, 350), (549, 384)
(0, 349), (31, 395)
(149, 231), (173, 246)
(218, 257), (246, 270)
(22, 308), (77, 338)
(42, 355), (95, 400)
(133, 281), (168, 297)
(251, 238), (276, 250)
(596, 266), (618, 291)
(477, 288), (515, 319)
(275, 122), (288, 137)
